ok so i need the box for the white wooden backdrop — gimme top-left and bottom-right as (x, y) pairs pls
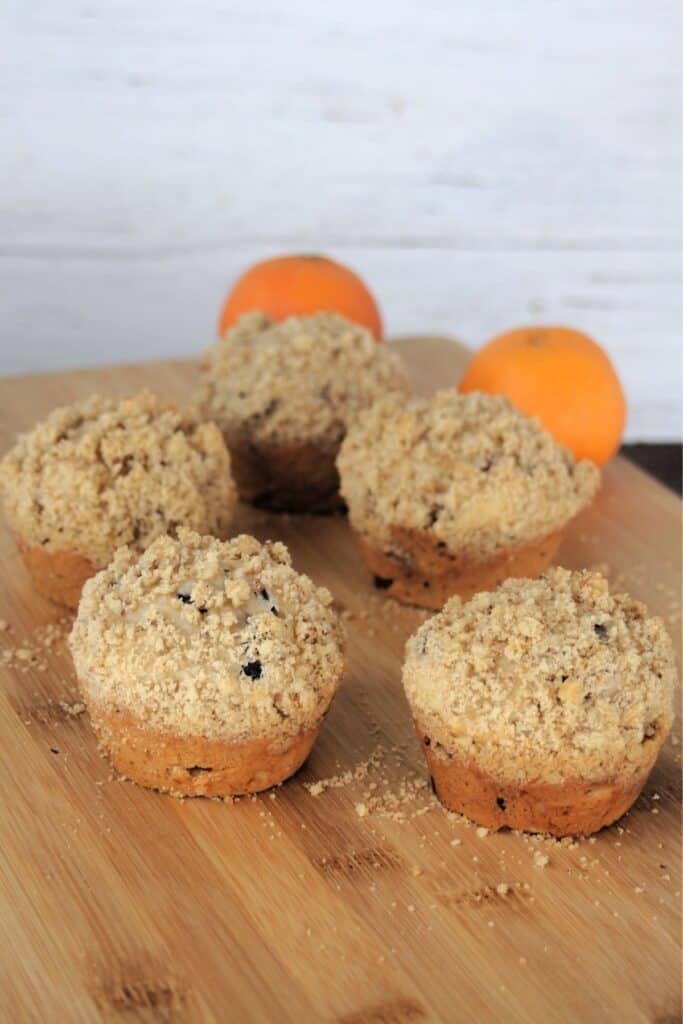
(1, 1), (681, 439)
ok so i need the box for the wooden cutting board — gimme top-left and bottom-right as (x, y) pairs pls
(0, 339), (680, 1024)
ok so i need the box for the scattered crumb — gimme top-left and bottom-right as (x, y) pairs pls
(533, 851), (550, 869)
(59, 700), (86, 718)
(0, 618), (70, 673)
(304, 746), (384, 797)
(304, 745), (440, 823)
(476, 826), (489, 839)
(496, 883), (509, 896)
(450, 838), (462, 847)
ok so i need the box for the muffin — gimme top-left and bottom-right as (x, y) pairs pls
(69, 529), (345, 797)
(0, 392), (236, 608)
(337, 390), (599, 608)
(196, 311), (408, 512)
(403, 568), (676, 836)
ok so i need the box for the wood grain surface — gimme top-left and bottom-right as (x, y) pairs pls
(2, 0), (682, 440)
(0, 339), (680, 1023)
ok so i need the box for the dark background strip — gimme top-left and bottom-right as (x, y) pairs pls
(622, 444), (682, 495)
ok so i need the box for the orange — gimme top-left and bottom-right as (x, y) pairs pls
(218, 254), (383, 340)
(459, 326), (626, 465)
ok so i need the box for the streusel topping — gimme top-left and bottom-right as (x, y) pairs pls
(0, 392), (236, 567)
(337, 390), (599, 561)
(403, 568), (676, 783)
(196, 312), (408, 450)
(70, 530), (345, 744)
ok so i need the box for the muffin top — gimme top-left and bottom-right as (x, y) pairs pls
(403, 568), (676, 784)
(337, 390), (599, 562)
(197, 312), (408, 450)
(70, 530), (345, 745)
(0, 392), (236, 568)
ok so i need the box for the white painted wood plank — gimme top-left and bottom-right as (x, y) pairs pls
(2, 248), (679, 439)
(0, 0), (680, 439)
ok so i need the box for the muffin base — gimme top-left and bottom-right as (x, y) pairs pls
(88, 704), (321, 797)
(15, 535), (98, 609)
(229, 439), (344, 514)
(357, 528), (563, 609)
(417, 728), (663, 837)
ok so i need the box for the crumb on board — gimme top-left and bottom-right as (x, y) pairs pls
(304, 743), (446, 823)
(59, 700), (86, 718)
(0, 619), (71, 674)
(333, 592), (430, 636)
(304, 745), (385, 797)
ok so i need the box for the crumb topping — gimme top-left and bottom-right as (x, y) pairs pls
(196, 312), (408, 451)
(403, 568), (676, 783)
(69, 530), (345, 744)
(337, 390), (600, 561)
(0, 392), (236, 566)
